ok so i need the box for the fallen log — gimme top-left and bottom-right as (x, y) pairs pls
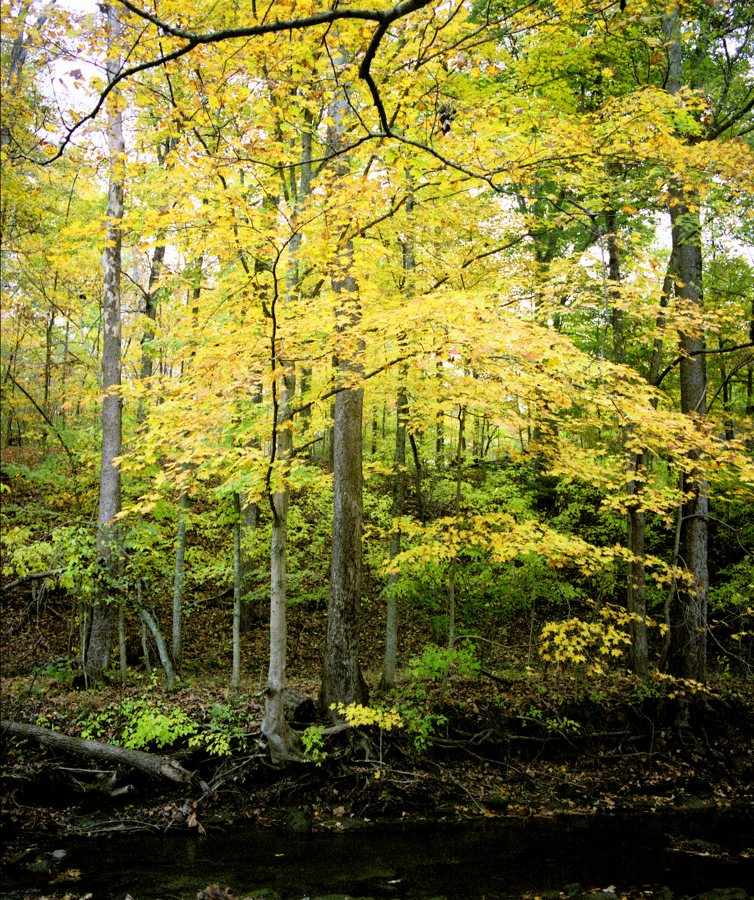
(1, 719), (194, 784)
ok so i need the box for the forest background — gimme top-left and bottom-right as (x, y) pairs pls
(1, 0), (754, 778)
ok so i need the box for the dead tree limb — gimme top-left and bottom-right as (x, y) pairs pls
(2, 569), (64, 592)
(1, 719), (194, 784)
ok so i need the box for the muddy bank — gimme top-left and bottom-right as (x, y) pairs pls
(2, 678), (753, 842)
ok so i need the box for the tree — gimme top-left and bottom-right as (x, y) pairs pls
(85, 3), (125, 682)
(320, 41), (370, 716)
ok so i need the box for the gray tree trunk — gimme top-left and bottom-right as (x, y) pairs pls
(663, 8), (709, 684)
(138, 603), (177, 691)
(379, 190), (415, 692)
(261, 115), (312, 764)
(86, 3), (124, 681)
(606, 212), (648, 681)
(320, 52), (369, 715)
(232, 493), (242, 693)
(439, 407), (465, 706)
(172, 488), (189, 669)
(379, 383), (408, 693)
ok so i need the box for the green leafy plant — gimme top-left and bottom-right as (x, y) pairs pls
(120, 698), (198, 750)
(406, 643), (480, 683)
(188, 701), (248, 756)
(79, 706), (117, 741)
(37, 656), (76, 685)
(301, 724), (327, 766)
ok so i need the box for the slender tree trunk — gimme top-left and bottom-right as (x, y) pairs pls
(232, 493), (242, 693)
(86, 3), (124, 681)
(138, 603), (177, 691)
(172, 488), (189, 670)
(746, 310), (754, 451)
(379, 190), (415, 692)
(42, 310), (53, 449)
(606, 211), (648, 681)
(239, 383), (263, 631)
(171, 262), (201, 671)
(380, 384), (408, 693)
(663, 8), (709, 685)
(118, 600), (127, 686)
(440, 407), (465, 705)
(261, 115), (312, 763)
(239, 493), (259, 630)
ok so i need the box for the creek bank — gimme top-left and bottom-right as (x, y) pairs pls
(2, 684), (753, 839)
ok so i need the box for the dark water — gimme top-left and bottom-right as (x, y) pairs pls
(2, 811), (753, 900)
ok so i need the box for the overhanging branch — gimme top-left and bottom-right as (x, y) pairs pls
(35, 0), (433, 164)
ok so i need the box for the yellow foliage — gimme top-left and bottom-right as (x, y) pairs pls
(539, 604), (667, 676)
(330, 703), (403, 732)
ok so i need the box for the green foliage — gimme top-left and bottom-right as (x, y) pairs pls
(392, 701), (447, 751)
(79, 706), (118, 741)
(632, 678), (660, 704)
(188, 701), (248, 756)
(406, 643), (480, 683)
(0, 525), (50, 577)
(36, 656), (76, 685)
(301, 724), (327, 765)
(76, 693), (248, 755)
(120, 697), (198, 750)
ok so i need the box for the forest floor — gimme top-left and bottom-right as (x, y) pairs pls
(1, 580), (753, 846)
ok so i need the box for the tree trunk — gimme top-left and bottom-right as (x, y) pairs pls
(231, 493), (242, 694)
(607, 211), (648, 681)
(1, 720), (193, 784)
(663, 7), (709, 685)
(320, 45), (369, 717)
(379, 189), (415, 692)
(138, 603), (177, 690)
(172, 487), (189, 670)
(439, 406), (465, 706)
(321, 351), (369, 713)
(86, 3), (124, 682)
(379, 382), (408, 692)
(260, 109), (312, 764)
(263, 404), (302, 763)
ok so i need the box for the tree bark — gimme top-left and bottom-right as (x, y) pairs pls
(379, 382), (408, 692)
(663, 7), (709, 685)
(606, 211), (648, 681)
(320, 44), (369, 716)
(379, 189), (414, 692)
(138, 603), (177, 690)
(232, 493), (242, 694)
(86, 3), (125, 681)
(261, 108), (312, 764)
(1, 720), (193, 784)
(439, 406), (465, 706)
(172, 487), (189, 669)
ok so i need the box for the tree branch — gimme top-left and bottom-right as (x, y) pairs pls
(34, 0), (433, 165)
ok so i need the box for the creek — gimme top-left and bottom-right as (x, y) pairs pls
(1, 810), (752, 900)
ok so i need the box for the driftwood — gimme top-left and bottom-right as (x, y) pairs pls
(1, 719), (194, 784)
